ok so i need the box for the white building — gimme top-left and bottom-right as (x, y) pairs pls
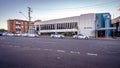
(35, 13), (112, 37)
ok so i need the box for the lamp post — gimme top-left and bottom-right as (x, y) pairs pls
(19, 12), (28, 19)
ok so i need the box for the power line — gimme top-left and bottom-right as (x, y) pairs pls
(34, 0), (119, 11)
(19, 12), (28, 19)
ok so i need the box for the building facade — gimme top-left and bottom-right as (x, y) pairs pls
(7, 19), (29, 33)
(112, 16), (120, 37)
(35, 13), (112, 37)
(96, 13), (112, 37)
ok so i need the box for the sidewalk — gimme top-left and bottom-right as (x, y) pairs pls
(38, 35), (120, 40)
(89, 37), (120, 40)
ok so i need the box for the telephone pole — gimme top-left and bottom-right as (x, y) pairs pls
(27, 7), (36, 35)
(28, 7), (32, 30)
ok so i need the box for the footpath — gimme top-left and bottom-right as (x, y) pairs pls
(38, 35), (120, 40)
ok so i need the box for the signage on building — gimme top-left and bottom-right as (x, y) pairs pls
(84, 27), (92, 29)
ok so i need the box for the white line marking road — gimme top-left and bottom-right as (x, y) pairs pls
(70, 51), (80, 54)
(57, 50), (65, 53)
(87, 53), (98, 56)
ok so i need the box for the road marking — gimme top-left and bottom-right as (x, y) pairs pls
(56, 57), (61, 59)
(43, 49), (53, 51)
(87, 53), (98, 56)
(57, 50), (65, 53)
(70, 51), (80, 54)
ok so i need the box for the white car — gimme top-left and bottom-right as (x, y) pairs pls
(28, 33), (38, 37)
(21, 33), (28, 37)
(73, 34), (89, 39)
(51, 34), (64, 38)
(2, 32), (8, 36)
(15, 33), (22, 36)
(6, 33), (14, 36)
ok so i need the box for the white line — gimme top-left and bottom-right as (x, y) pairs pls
(70, 51), (75, 53)
(77, 52), (81, 54)
(57, 50), (65, 53)
(87, 53), (98, 56)
(43, 49), (53, 51)
(57, 57), (61, 59)
(70, 51), (80, 54)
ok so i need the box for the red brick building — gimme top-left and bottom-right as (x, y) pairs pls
(7, 19), (29, 33)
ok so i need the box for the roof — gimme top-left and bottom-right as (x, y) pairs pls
(8, 19), (28, 22)
(112, 16), (120, 24)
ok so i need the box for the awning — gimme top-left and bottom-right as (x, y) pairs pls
(96, 27), (116, 30)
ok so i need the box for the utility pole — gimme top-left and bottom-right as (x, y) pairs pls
(28, 7), (32, 30)
(27, 7), (36, 36)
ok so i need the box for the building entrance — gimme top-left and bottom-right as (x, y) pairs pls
(98, 30), (105, 37)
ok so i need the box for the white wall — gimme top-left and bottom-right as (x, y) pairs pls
(78, 13), (96, 37)
(35, 13), (96, 37)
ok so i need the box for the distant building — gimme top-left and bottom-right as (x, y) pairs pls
(112, 16), (120, 37)
(35, 13), (113, 37)
(34, 20), (42, 23)
(7, 19), (29, 33)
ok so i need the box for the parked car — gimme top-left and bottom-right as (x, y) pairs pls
(2, 32), (8, 36)
(51, 34), (65, 38)
(15, 33), (22, 36)
(28, 33), (38, 37)
(0, 32), (3, 36)
(21, 33), (28, 37)
(6, 33), (14, 36)
(73, 34), (89, 39)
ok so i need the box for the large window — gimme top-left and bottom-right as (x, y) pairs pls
(40, 24), (55, 30)
(39, 22), (78, 30)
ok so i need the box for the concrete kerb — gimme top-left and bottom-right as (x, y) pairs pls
(37, 35), (120, 40)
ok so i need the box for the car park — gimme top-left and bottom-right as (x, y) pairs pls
(51, 34), (64, 38)
(73, 34), (89, 39)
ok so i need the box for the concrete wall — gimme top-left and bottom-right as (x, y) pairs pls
(78, 13), (96, 37)
(35, 13), (96, 37)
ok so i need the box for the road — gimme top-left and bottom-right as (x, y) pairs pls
(0, 36), (120, 68)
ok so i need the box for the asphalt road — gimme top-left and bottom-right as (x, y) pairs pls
(0, 36), (120, 68)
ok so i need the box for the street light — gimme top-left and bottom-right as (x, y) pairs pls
(19, 12), (28, 19)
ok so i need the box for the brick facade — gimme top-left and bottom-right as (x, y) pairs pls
(7, 19), (29, 33)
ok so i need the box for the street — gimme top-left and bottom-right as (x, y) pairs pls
(0, 36), (120, 68)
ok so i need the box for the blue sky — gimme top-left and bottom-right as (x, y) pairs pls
(0, 0), (120, 30)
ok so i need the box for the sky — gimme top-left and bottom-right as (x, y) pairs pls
(0, 0), (120, 30)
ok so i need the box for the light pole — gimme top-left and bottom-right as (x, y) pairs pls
(19, 12), (28, 19)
